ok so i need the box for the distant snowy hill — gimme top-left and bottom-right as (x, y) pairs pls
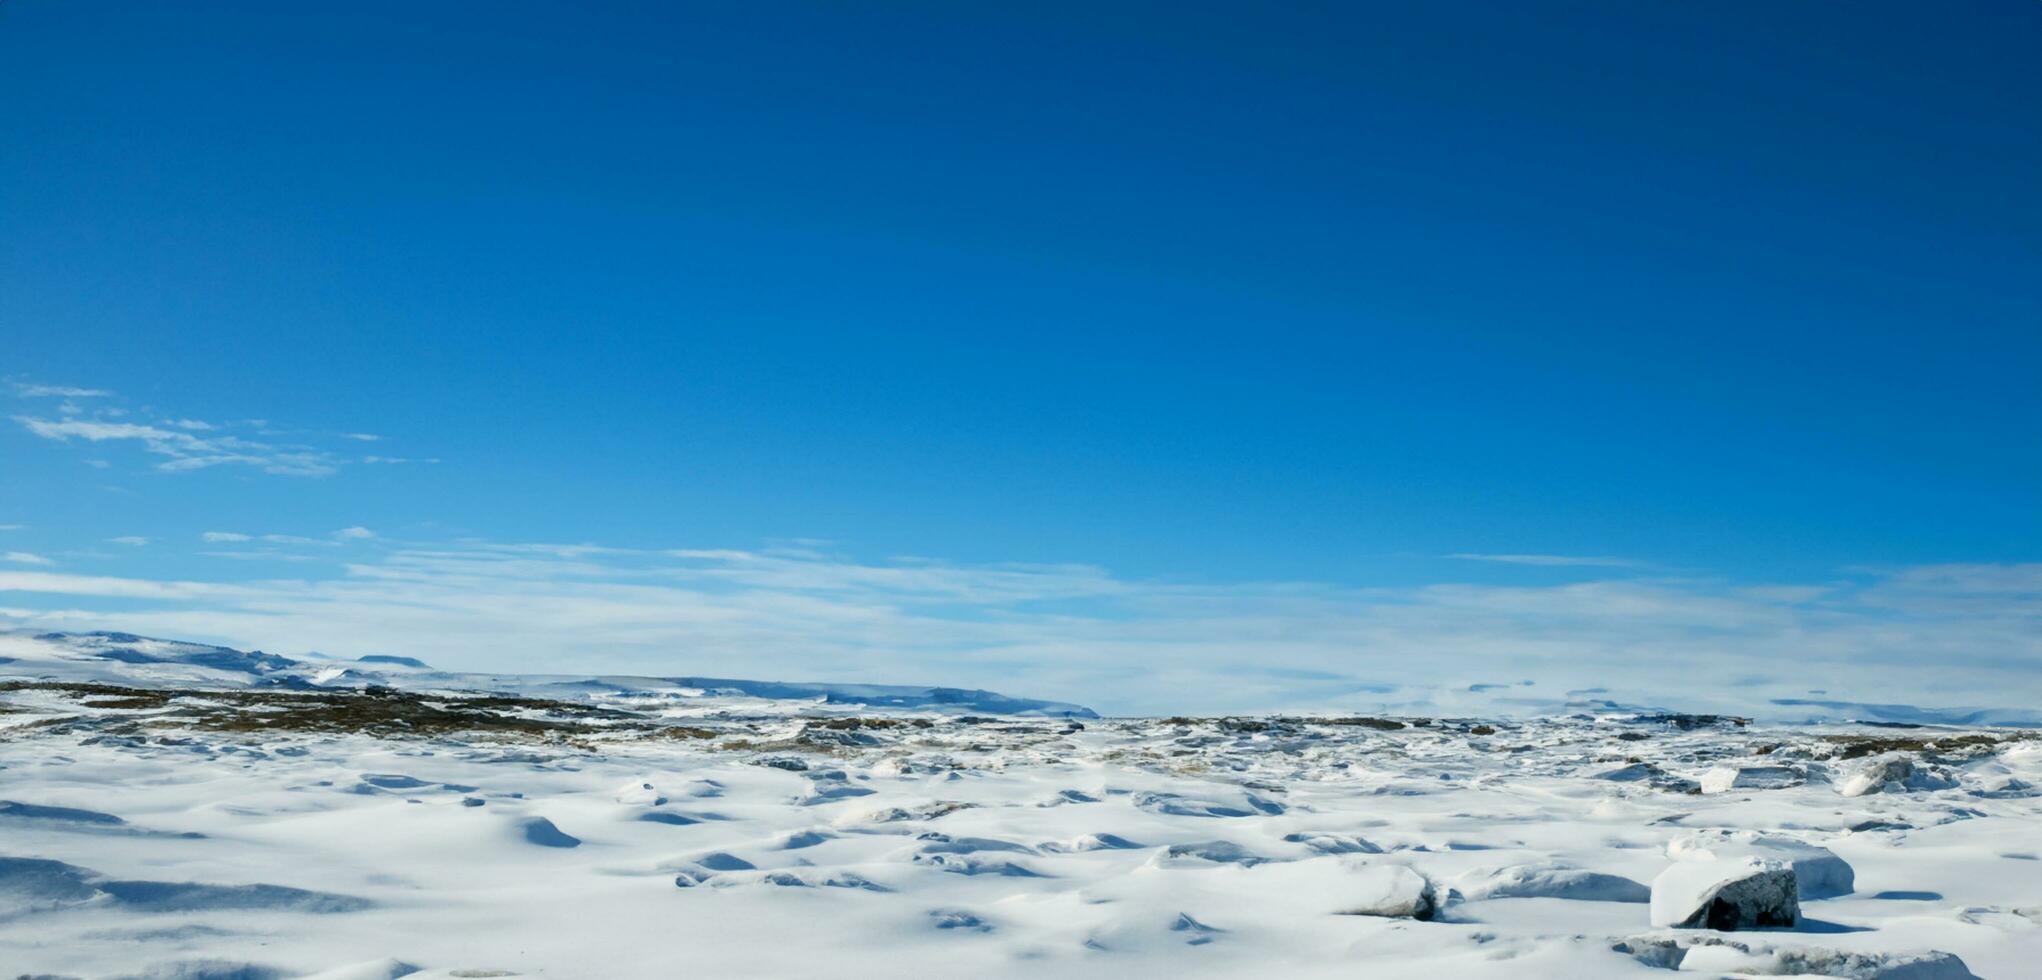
(0, 630), (1100, 719)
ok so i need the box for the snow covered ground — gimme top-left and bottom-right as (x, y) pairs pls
(4, 631), (2039, 979)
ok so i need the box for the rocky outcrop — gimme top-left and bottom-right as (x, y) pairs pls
(1839, 753), (1958, 797)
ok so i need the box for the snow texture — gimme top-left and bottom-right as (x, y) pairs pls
(1, 630), (2033, 978)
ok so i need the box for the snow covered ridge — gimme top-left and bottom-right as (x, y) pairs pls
(6, 640), (2042, 977)
(0, 630), (1100, 719)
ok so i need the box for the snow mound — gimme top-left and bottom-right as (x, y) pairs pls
(1666, 829), (1854, 900)
(1283, 831), (1383, 855)
(1458, 864), (1649, 903)
(516, 817), (581, 848)
(1335, 865), (1438, 920)
(1650, 857), (1799, 930)
(1147, 840), (1269, 868)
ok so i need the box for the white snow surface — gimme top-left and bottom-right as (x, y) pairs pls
(3, 631), (2040, 978)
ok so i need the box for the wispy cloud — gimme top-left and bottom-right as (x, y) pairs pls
(12, 383), (112, 398)
(197, 550), (319, 562)
(2, 552), (54, 566)
(16, 417), (343, 477)
(107, 536), (153, 546)
(202, 530), (352, 548)
(1445, 553), (1644, 568)
(0, 540), (2033, 716)
(9, 382), (417, 478)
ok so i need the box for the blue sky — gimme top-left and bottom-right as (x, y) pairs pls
(2, 2), (2037, 713)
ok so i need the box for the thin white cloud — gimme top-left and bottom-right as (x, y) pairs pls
(9, 385), (392, 478)
(198, 550), (318, 562)
(260, 534), (326, 546)
(195, 528), (376, 548)
(17, 416), (342, 477)
(12, 383), (112, 398)
(0, 524), (22, 532)
(0, 541), (2033, 717)
(107, 536), (153, 546)
(341, 433), (382, 442)
(3, 552), (54, 566)
(1445, 553), (1643, 568)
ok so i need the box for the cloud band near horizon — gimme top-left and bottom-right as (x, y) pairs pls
(1, 539), (2034, 717)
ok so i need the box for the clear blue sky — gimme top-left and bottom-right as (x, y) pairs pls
(2, 2), (2037, 712)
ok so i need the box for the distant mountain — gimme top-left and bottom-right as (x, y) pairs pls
(0, 630), (1099, 719)
(1768, 697), (2042, 728)
(355, 654), (432, 668)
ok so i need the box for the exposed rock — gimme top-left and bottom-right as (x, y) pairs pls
(1649, 858), (1799, 930)
(1335, 866), (1438, 920)
(1614, 934), (1977, 978)
(1771, 947), (1976, 979)
(1839, 753), (1957, 797)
